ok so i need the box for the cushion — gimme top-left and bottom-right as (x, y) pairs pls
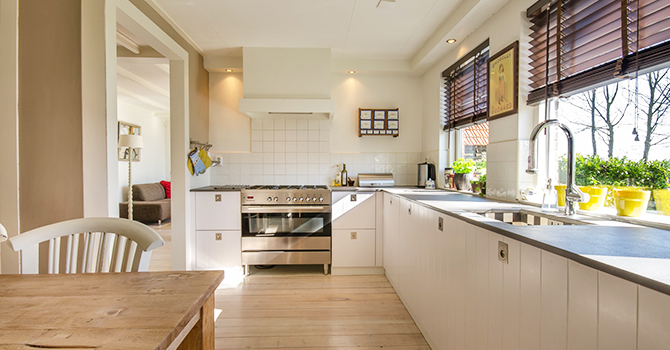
(160, 180), (171, 199)
(132, 183), (166, 201)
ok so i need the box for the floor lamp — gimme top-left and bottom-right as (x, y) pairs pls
(118, 134), (143, 220)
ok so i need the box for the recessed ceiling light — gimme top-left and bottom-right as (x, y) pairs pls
(446, 39), (457, 44)
(224, 69), (233, 72)
(348, 70), (356, 74)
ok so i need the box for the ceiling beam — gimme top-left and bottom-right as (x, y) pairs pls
(116, 31), (140, 54)
(117, 86), (169, 111)
(117, 65), (169, 97)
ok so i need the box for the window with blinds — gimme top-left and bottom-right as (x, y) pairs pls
(527, 0), (670, 104)
(442, 40), (490, 131)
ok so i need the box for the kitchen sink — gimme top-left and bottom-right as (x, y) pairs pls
(472, 209), (591, 226)
(402, 193), (490, 202)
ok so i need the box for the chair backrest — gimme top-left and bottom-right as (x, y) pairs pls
(0, 223), (7, 242)
(8, 217), (165, 274)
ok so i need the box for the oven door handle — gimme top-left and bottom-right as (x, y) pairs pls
(242, 206), (331, 213)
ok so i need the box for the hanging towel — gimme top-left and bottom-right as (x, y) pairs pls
(189, 149), (206, 175)
(199, 149), (212, 169)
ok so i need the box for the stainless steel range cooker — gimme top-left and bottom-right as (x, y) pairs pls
(240, 185), (332, 275)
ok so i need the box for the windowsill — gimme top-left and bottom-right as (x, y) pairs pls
(518, 199), (670, 231)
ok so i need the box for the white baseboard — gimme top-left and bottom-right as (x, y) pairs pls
(331, 266), (385, 276)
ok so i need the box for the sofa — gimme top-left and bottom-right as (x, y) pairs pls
(119, 183), (170, 225)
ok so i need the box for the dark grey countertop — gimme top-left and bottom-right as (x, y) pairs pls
(383, 188), (670, 296)
(190, 185), (245, 191)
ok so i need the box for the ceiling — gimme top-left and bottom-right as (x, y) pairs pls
(145, 0), (509, 73)
(117, 57), (170, 115)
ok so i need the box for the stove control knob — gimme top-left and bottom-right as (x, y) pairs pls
(274, 197), (279, 202)
(267, 197), (272, 202)
(319, 197), (324, 202)
(312, 197), (317, 202)
(306, 197), (311, 202)
(286, 197), (291, 202)
(299, 197), (304, 202)
(293, 197), (298, 202)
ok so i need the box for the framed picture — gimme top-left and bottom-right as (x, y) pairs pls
(373, 120), (385, 129)
(373, 130), (380, 134)
(387, 120), (399, 130)
(374, 110), (386, 120)
(387, 110), (399, 119)
(360, 120), (372, 129)
(118, 121), (141, 161)
(487, 41), (519, 120)
(360, 109), (372, 120)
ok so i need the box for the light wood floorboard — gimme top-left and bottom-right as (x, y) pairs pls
(147, 221), (171, 271)
(216, 272), (431, 349)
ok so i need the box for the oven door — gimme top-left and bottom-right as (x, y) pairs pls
(241, 206), (331, 237)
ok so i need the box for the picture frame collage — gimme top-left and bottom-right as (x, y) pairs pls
(359, 108), (399, 137)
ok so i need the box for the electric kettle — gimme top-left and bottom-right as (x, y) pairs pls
(417, 162), (436, 187)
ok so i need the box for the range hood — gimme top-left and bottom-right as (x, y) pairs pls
(238, 98), (334, 119)
(239, 48), (334, 119)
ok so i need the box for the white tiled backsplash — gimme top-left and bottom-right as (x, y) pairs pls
(209, 119), (420, 186)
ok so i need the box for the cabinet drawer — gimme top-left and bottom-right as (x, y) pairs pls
(195, 230), (241, 270)
(332, 229), (376, 267)
(195, 192), (241, 230)
(332, 192), (376, 229)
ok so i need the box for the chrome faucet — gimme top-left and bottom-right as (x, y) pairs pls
(526, 119), (589, 215)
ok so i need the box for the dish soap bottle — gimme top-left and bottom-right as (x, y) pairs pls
(334, 165), (341, 186)
(542, 178), (559, 212)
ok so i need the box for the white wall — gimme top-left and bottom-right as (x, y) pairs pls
(208, 72), (424, 186)
(421, 0), (539, 201)
(117, 103), (169, 201)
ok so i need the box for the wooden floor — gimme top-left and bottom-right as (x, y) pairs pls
(145, 225), (430, 349)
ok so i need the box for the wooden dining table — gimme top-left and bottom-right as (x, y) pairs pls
(0, 270), (224, 350)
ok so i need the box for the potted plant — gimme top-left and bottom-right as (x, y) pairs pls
(452, 158), (475, 191)
(479, 174), (487, 195)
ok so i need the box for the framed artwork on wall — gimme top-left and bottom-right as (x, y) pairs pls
(360, 110), (372, 120)
(358, 108), (399, 137)
(374, 110), (386, 120)
(487, 41), (519, 120)
(118, 121), (141, 162)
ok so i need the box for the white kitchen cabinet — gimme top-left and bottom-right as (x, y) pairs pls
(540, 251), (569, 350)
(195, 230), (241, 270)
(382, 193), (399, 284)
(332, 191), (375, 229)
(519, 242), (541, 350)
(502, 236), (521, 350)
(567, 261), (598, 350)
(195, 191), (241, 230)
(332, 229), (376, 267)
(598, 272), (638, 350)
(638, 286), (670, 349)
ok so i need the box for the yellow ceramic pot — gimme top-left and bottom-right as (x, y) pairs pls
(613, 188), (651, 217)
(653, 189), (670, 216)
(578, 186), (608, 211)
(555, 184), (567, 207)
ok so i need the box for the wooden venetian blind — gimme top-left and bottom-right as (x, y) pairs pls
(527, 0), (670, 104)
(442, 40), (490, 131)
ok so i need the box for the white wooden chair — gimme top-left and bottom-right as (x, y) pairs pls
(0, 223), (7, 242)
(8, 217), (165, 274)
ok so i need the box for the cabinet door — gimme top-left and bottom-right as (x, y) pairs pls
(638, 286), (670, 349)
(195, 230), (241, 270)
(195, 192), (240, 230)
(382, 193), (399, 284)
(332, 229), (376, 267)
(332, 192), (375, 230)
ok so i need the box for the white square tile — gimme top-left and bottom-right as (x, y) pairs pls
(375, 153), (387, 164)
(262, 175), (274, 184)
(262, 119), (274, 130)
(297, 141), (309, 151)
(275, 163), (286, 175)
(407, 152), (419, 163)
(252, 164), (263, 174)
(297, 130), (308, 140)
(308, 175), (320, 184)
(263, 130), (274, 141)
(386, 164), (396, 173)
(320, 120), (331, 130)
(296, 153), (309, 162)
(285, 141), (297, 153)
(251, 119), (262, 130)
(386, 153), (397, 164)
(319, 153), (330, 164)
(285, 119), (296, 130)
(285, 163), (297, 174)
(350, 153), (362, 164)
(319, 163), (330, 174)
(320, 141), (330, 153)
(240, 174), (252, 184)
(240, 164), (251, 175)
(274, 141), (285, 152)
(296, 164), (308, 174)
(309, 119), (319, 130)
(375, 164), (386, 173)
(309, 142), (320, 153)
(217, 165), (229, 175)
(285, 153), (297, 164)
(309, 153), (320, 164)
(229, 153), (241, 164)
(309, 130), (320, 141)
(297, 174), (308, 184)
(308, 164), (319, 175)
(320, 130), (330, 141)
(252, 174), (263, 184)
(274, 153), (285, 163)
(362, 163), (375, 172)
(274, 175), (286, 184)
(219, 153), (230, 164)
(229, 174), (241, 184)
(263, 153), (274, 163)
(251, 142), (262, 153)
(274, 119), (285, 130)
(398, 164), (408, 174)
(251, 130), (262, 141)
(274, 130), (286, 141)
(263, 164), (274, 175)
(396, 153), (407, 164)
(285, 175), (297, 184)
(297, 119), (308, 130)
(330, 153), (342, 165)
(285, 130), (297, 141)
(263, 142), (274, 153)
(219, 174), (229, 184)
